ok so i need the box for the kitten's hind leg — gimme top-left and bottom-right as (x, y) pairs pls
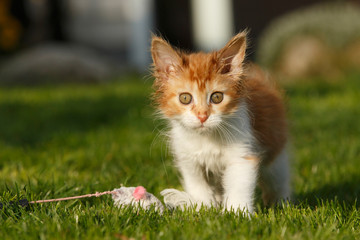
(259, 148), (291, 206)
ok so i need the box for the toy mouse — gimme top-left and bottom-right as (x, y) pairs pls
(111, 186), (165, 213)
(1, 185), (165, 213)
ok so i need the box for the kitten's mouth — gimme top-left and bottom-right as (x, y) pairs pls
(195, 123), (210, 132)
(182, 121), (211, 133)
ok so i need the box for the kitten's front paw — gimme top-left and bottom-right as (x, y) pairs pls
(160, 188), (194, 210)
(223, 205), (253, 218)
(223, 200), (254, 217)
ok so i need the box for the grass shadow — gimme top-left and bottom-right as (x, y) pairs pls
(295, 176), (360, 208)
(0, 91), (152, 147)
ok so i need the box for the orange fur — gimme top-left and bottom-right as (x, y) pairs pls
(243, 68), (288, 164)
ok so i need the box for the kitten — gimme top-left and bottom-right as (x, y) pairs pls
(151, 31), (290, 214)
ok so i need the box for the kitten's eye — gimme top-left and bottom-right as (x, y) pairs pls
(211, 92), (223, 104)
(179, 93), (192, 105)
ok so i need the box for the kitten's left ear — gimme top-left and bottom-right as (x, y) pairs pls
(218, 31), (247, 75)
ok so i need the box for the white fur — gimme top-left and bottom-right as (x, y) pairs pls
(161, 102), (263, 214)
(259, 148), (291, 205)
(160, 188), (195, 209)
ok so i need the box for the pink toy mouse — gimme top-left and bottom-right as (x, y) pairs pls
(111, 186), (164, 213)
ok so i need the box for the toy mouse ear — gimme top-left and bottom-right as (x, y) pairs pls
(218, 31), (247, 75)
(151, 36), (182, 74)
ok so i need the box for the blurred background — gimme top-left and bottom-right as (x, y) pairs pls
(0, 0), (359, 85)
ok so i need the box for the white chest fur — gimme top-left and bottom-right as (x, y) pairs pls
(171, 125), (254, 172)
(171, 126), (225, 172)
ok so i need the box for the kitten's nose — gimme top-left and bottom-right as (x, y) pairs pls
(197, 113), (209, 123)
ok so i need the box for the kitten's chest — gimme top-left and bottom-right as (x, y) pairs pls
(174, 132), (221, 158)
(170, 123), (254, 171)
(171, 132), (224, 171)
(171, 125), (241, 171)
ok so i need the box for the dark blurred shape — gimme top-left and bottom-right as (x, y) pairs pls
(0, 0), (23, 52)
(9, 0), (29, 29)
(48, 0), (66, 41)
(1, 0), (66, 53)
(154, 0), (193, 50)
(0, 198), (29, 209)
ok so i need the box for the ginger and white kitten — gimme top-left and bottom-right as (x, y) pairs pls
(151, 31), (290, 214)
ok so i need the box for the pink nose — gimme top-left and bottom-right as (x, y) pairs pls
(197, 114), (208, 123)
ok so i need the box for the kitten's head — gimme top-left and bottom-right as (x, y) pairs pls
(151, 32), (247, 133)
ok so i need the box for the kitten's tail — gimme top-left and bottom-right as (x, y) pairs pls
(160, 188), (194, 209)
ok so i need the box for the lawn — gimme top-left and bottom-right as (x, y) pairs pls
(1, 72), (360, 239)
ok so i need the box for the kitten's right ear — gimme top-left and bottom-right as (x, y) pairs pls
(151, 36), (181, 74)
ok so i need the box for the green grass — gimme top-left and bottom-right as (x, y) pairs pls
(1, 73), (360, 239)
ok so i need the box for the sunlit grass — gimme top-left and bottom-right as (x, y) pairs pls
(1, 73), (359, 239)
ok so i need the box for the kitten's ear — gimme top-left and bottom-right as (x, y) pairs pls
(218, 31), (247, 75)
(151, 36), (182, 74)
